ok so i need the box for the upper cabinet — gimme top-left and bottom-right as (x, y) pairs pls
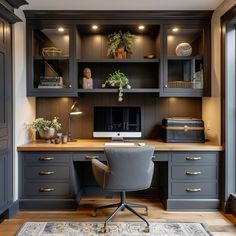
(25, 11), (212, 97)
(26, 23), (77, 97)
(162, 23), (211, 97)
(76, 24), (160, 93)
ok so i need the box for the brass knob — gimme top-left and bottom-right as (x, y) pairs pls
(39, 171), (55, 175)
(39, 187), (55, 192)
(186, 157), (201, 161)
(39, 157), (55, 161)
(186, 188), (201, 192)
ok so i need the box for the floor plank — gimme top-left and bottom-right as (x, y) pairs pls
(0, 197), (235, 236)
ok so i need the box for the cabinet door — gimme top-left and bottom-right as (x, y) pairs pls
(161, 23), (210, 97)
(26, 23), (77, 97)
(0, 17), (13, 215)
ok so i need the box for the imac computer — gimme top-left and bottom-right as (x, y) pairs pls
(93, 106), (141, 141)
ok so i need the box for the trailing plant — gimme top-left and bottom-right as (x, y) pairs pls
(102, 70), (131, 102)
(30, 117), (61, 131)
(107, 31), (135, 57)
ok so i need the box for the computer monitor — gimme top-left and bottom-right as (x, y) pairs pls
(93, 106), (141, 140)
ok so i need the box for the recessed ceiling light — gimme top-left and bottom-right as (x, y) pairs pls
(92, 25), (98, 30)
(58, 27), (65, 32)
(138, 25), (145, 30)
(172, 28), (179, 32)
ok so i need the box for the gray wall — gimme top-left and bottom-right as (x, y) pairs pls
(36, 95), (202, 139)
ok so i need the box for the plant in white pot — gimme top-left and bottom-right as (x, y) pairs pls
(102, 70), (131, 102)
(30, 117), (61, 142)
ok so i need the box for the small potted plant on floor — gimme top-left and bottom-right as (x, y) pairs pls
(102, 70), (131, 102)
(30, 117), (61, 143)
(107, 31), (135, 59)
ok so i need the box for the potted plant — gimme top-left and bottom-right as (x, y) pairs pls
(30, 117), (61, 142)
(102, 70), (131, 102)
(107, 31), (135, 59)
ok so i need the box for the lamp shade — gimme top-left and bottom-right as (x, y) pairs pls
(69, 101), (82, 115)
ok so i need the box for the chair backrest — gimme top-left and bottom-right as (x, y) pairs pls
(104, 146), (155, 192)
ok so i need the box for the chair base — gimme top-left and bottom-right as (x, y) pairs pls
(93, 192), (150, 233)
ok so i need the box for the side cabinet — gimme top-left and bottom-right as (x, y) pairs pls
(0, 17), (13, 216)
(166, 151), (220, 210)
(19, 152), (77, 210)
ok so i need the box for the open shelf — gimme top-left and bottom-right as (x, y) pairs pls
(77, 88), (160, 93)
(77, 58), (159, 63)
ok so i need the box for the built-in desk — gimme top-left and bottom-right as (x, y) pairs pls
(17, 139), (223, 211)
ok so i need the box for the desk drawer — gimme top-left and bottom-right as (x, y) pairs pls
(73, 152), (105, 161)
(23, 152), (71, 164)
(23, 182), (72, 197)
(24, 166), (70, 180)
(171, 152), (217, 164)
(171, 165), (217, 180)
(171, 182), (218, 197)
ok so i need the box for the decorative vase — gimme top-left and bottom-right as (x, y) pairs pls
(114, 45), (127, 59)
(39, 128), (55, 143)
(176, 42), (192, 56)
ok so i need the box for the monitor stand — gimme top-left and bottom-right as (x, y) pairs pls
(111, 137), (124, 142)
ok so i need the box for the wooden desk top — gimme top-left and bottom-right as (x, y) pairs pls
(17, 139), (223, 151)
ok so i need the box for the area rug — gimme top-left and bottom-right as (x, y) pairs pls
(15, 222), (211, 236)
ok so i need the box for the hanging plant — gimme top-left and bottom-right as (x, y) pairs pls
(102, 70), (131, 102)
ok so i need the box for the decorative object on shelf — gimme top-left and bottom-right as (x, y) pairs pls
(144, 54), (156, 59)
(107, 31), (134, 59)
(82, 67), (93, 89)
(68, 101), (82, 142)
(42, 47), (62, 56)
(102, 70), (131, 102)
(30, 117), (61, 143)
(175, 42), (192, 56)
(192, 66), (203, 89)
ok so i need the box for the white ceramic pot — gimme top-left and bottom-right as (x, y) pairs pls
(39, 128), (55, 142)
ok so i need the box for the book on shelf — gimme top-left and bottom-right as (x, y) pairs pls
(38, 85), (63, 89)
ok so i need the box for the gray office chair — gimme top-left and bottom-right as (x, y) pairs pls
(92, 146), (155, 233)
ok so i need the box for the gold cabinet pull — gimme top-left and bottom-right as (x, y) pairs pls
(39, 171), (55, 175)
(186, 157), (201, 161)
(39, 157), (55, 161)
(186, 171), (202, 176)
(39, 187), (55, 192)
(85, 155), (99, 160)
(186, 187), (201, 192)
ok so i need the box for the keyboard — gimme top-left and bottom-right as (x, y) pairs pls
(104, 142), (135, 147)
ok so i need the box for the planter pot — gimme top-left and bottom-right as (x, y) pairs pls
(114, 45), (127, 59)
(39, 128), (55, 143)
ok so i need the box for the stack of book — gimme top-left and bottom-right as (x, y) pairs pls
(38, 76), (63, 89)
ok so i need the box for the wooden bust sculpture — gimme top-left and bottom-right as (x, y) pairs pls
(82, 67), (93, 89)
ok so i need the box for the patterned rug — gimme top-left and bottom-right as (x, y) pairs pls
(16, 222), (211, 236)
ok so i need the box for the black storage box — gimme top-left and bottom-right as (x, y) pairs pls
(161, 118), (205, 143)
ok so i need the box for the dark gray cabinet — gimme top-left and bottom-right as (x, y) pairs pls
(0, 16), (13, 216)
(24, 11), (212, 98)
(19, 150), (220, 211)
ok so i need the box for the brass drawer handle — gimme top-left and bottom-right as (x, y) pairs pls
(39, 187), (55, 192)
(186, 157), (201, 161)
(186, 187), (201, 192)
(186, 171), (202, 176)
(39, 157), (55, 161)
(85, 155), (99, 160)
(39, 171), (55, 175)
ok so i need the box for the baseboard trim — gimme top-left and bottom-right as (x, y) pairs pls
(0, 200), (19, 219)
(165, 199), (220, 211)
(19, 199), (77, 210)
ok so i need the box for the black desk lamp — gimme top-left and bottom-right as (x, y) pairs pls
(68, 101), (82, 142)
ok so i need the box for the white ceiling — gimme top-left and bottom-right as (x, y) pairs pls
(22, 0), (224, 11)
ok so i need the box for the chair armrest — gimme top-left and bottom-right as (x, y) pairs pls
(92, 159), (109, 188)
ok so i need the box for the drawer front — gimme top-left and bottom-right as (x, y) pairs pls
(171, 165), (217, 180)
(23, 152), (71, 164)
(24, 166), (70, 180)
(153, 152), (170, 161)
(73, 152), (105, 161)
(171, 152), (217, 164)
(24, 182), (72, 197)
(171, 182), (218, 197)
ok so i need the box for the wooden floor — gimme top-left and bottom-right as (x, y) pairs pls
(0, 197), (236, 236)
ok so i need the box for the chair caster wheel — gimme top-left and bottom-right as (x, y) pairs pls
(92, 212), (96, 217)
(99, 227), (107, 233)
(143, 226), (150, 233)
